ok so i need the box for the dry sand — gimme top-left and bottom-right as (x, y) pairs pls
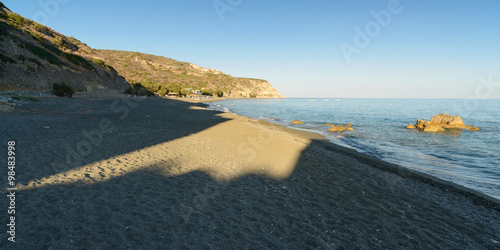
(0, 96), (499, 249)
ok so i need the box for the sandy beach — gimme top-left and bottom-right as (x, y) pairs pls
(1, 96), (499, 249)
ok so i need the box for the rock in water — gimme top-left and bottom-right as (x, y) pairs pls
(406, 124), (415, 129)
(430, 114), (464, 126)
(414, 114), (479, 132)
(328, 125), (346, 132)
(415, 119), (446, 132)
(290, 120), (304, 124)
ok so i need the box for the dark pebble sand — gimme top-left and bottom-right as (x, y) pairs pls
(0, 96), (499, 249)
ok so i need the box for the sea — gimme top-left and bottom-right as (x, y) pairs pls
(209, 98), (500, 200)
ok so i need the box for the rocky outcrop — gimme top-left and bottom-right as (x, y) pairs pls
(327, 124), (353, 132)
(415, 120), (446, 132)
(328, 125), (346, 132)
(290, 120), (304, 124)
(413, 114), (479, 132)
(406, 124), (415, 129)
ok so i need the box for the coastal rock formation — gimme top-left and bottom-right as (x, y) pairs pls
(406, 124), (415, 129)
(325, 123), (354, 132)
(290, 120), (304, 124)
(430, 114), (464, 126)
(415, 120), (446, 132)
(328, 125), (347, 132)
(414, 114), (479, 132)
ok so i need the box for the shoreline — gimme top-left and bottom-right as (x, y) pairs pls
(203, 98), (500, 207)
(1, 96), (499, 248)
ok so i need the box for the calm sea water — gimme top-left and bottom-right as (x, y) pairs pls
(210, 98), (500, 200)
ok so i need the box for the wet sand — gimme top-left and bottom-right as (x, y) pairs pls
(0, 96), (499, 249)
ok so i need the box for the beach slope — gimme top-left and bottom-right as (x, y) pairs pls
(0, 97), (499, 248)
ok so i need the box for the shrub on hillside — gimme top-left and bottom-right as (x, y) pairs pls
(124, 86), (134, 95)
(214, 89), (223, 97)
(92, 58), (114, 71)
(33, 23), (50, 34)
(8, 13), (25, 27)
(53, 37), (76, 50)
(11, 94), (39, 102)
(65, 53), (95, 71)
(201, 90), (213, 96)
(157, 89), (168, 96)
(167, 83), (182, 93)
(28, 31), (45, 43)
(53, 83), (75, 97)
(125, 83), (154, 97)
(24, 44), (62, 66)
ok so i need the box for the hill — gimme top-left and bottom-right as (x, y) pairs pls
(0, 2), (283, 98)
(0, 2), (128, 92)
(93, 50), (284, 98)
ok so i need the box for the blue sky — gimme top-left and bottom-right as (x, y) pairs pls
(4, 0), (500, 98)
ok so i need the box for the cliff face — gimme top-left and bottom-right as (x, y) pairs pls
(93, 50), (285, 98)
(226, 78), (284, 98)
(0, 3), (129, 92)
(0, 2), (284, 98)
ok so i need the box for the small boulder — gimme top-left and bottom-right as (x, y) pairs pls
(414, 114), (478, 132)
(346, 127), (354, 131)
(415, 119), (429, 130)
(346, 123), (352, 127)
(406, 124), (415, 129)
(328, 125), (346, 132)
(290, 120), (304, 124)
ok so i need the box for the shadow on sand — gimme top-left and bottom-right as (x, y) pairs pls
(1, 97), (499, 249)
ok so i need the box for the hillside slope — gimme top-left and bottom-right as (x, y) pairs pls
(0, 3), (128, 92)
(92, 50), (284, 98)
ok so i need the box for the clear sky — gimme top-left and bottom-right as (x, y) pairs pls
(3, 0), (500, 98)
